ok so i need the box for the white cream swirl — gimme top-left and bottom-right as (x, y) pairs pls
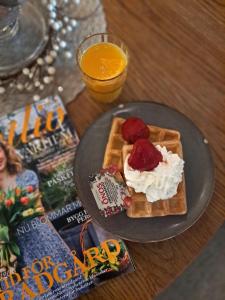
(124, 145), (184, 202)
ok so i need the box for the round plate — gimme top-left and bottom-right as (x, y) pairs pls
(74, 102), (215, 242)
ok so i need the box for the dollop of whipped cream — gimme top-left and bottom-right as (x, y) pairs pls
(124, 145), (184, 202)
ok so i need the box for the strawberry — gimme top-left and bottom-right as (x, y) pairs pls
(122, 117), (150, 143)
(20, 196), (29, 205)
(128, 139), (163, 171)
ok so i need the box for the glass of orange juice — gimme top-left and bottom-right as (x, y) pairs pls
(76, 33), (128, 103)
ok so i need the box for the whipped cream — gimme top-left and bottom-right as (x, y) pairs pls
(124, 145), (184, 202)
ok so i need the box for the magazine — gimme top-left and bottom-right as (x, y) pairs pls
(0, 96), (134, 300)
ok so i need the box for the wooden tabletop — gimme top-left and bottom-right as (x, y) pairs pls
(67, 1), (225, 299)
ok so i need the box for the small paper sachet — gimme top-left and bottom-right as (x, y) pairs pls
(89, 165), (131, 218)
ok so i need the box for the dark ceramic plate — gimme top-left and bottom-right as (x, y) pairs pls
(74, 102), (214, 242)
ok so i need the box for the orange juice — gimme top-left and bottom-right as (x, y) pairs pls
(81, 42), (127, 80)
(78, 40), (128, 103)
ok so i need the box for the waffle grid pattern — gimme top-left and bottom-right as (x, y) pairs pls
(103, 117), (187, 218)
(123, 141), (187, 218)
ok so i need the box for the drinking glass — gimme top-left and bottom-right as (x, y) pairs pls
(76, 33), (129, 103)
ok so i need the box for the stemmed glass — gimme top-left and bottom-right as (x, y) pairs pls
(0, 0), (48, 78)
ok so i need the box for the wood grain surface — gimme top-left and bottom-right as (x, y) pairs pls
(67, 1), (225, 299)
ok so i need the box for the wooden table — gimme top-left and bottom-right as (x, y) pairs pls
(67, 1), (225, 299)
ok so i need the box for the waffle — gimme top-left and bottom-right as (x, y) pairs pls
(103, 117), (180, 171)
(122, 140), (187, 218)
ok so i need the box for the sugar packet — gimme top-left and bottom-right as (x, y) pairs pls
(89, 165), (131, 218)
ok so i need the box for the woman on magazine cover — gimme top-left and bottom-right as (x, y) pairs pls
(0, 141), (89, 300)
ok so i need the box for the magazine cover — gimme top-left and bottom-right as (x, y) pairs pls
(0, 96), (134, 300)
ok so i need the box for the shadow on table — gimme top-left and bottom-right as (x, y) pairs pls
(155, 223), (225, 300)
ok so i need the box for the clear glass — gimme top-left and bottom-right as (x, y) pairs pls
(76, 33), (129, 103)
(0, 0), (48, 78)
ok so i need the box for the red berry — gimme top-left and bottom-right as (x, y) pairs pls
(5, 199), (13, 208)
(122, 117), (150, 143)
(128, 139), (163, 171)
(20, 197), (29, 205)
(123, 196), (132, 208)
(26, 185), (33, 193)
